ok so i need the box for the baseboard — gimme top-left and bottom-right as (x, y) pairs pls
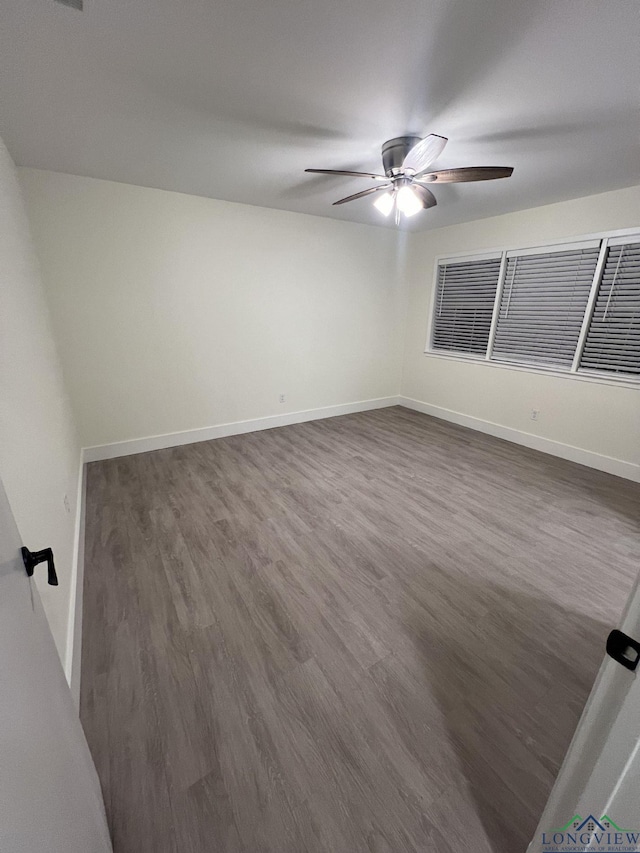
(82, 396), (401, 463)
(64, 456), (87, 708)
(398, 396), (640, 483)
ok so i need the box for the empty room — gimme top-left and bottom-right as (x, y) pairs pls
(1, 1), (639, 851)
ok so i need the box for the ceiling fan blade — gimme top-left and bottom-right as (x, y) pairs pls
(412, 185), (437, 209)
(305, 169), (388, 180)
(416, 166), (514, 183)
(332, 184), (392, 205)
(402, 134), (448, 173)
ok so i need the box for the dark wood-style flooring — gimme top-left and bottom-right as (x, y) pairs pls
(81, 406), (640, 853)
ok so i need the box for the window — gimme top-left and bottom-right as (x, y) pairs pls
(428, 231), (640, 381)
(492, 243), (600, 369)
(580, 239), (640, 376)
(431, 255), (501, 356)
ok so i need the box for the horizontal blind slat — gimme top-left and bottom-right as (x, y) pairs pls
(431, 257), (501, 356)
(579, 243), (640, 376)
(492, 247), (599, 368)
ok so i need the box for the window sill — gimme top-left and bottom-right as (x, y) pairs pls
(421, 350), (640, 390)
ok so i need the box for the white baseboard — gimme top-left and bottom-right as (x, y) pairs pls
(398, 396), (640, 483)
(82, 396), (401, 463)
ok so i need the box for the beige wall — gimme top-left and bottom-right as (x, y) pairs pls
(0, 142), (81, 669)
(7, 160), (638, 679)
(401, 185), (640, 470)
(20, 169), (404, 449)
(18, 167), (640, 476)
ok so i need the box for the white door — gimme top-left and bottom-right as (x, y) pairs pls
(0, 476), (112, 852)
(528, 570), (640, 853)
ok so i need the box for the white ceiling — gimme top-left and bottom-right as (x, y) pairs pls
(1, 0), (639, 230)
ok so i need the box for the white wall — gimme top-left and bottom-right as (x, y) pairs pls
(20, 169), (404, 450)
(17, 166), (640, 480)
(401, 185), (640, 474)
(6, 158), (636, 690)
(0, 141), (81, 670)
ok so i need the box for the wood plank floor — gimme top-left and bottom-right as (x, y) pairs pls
(81, 406), (640, 853)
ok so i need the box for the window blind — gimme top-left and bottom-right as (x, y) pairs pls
(431, 256), (501, 355)
(580, 242), (640, 375)
(491, 245), (600, 368)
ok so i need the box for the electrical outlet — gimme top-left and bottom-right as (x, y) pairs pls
(63, 494), (71, 514)
(530, 409), (540, 421)
(279, 394), (286, 404)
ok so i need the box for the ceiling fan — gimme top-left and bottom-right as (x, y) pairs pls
(306, 135), (514, 224)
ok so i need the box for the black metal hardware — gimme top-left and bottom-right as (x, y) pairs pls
(21, 547), (58, 586)
(606, 629), (640, 672)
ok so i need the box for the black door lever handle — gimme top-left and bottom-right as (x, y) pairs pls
(606, 629), (640, 672)
(21, 547), (59, 586)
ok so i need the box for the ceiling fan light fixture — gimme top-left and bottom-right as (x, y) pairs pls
(396, 185), (423, 217)
(305, 134), (513, 224)
(373, 191), (394, 217)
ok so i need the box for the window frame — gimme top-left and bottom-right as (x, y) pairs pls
(424, 227), (640, 387)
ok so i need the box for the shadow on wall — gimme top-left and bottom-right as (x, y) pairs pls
(405, 575), (609, 853)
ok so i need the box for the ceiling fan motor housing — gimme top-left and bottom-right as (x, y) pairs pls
(381, 136), (422, 176)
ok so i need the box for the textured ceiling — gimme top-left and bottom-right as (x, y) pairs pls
(1, 0), (639, 230)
